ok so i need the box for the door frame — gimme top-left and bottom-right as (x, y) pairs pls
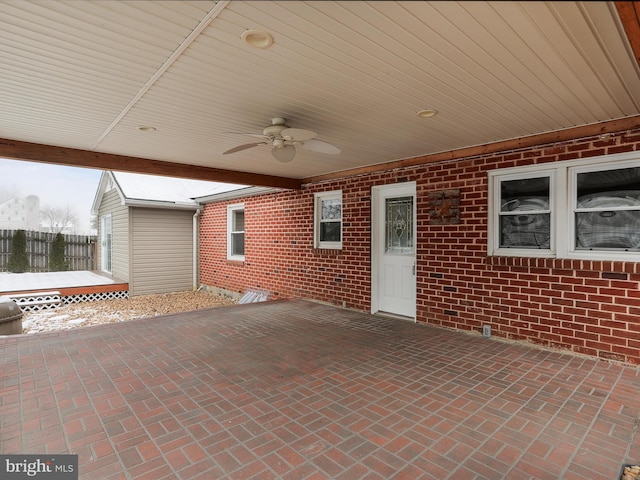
(371, 182), (417, 320)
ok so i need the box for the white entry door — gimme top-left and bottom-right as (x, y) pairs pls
(372, 183), (416, 319)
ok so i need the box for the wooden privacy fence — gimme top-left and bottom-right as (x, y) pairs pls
(0, 229), (97, 272)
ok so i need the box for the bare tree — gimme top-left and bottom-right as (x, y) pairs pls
(41, 205), (78, 233)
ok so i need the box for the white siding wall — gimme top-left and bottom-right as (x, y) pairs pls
(97, 189), (129, 281)
(129, 207), (195, 296)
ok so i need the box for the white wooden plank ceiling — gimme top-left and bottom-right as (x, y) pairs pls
(1, 1), (639, 181)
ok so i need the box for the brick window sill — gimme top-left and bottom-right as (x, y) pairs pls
(225, 259), (245, 266)
(313, 248), (342, 257)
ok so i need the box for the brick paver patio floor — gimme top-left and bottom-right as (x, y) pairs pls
(1, 299), (640, 479)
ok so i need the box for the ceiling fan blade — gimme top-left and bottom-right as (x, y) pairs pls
(245, 134), (271, 140)
(225, 131), (270, 140)
(223, 142), (266, 155)
(281, 128), (317, 142)
(299, 139), (341, 155)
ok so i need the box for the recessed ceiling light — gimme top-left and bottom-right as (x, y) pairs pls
(241, 29), (274, 49)
(416, 109), (437, 118)
(137, 125), (157, 132)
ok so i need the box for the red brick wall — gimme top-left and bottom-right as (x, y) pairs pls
(200, 128), (640, 364)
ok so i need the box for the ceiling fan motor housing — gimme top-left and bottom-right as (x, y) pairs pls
(263, 117), (288, 139)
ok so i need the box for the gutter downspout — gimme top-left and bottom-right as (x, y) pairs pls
(193, 208), (201, 291)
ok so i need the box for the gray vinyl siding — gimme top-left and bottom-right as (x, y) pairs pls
(97, 189), (129, 281)
(129, 207), (194, 296)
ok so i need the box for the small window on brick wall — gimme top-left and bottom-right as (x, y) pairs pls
(488, 151), (640, 261)
(314, 190), (342, 249)
(227, 203), (245, 261)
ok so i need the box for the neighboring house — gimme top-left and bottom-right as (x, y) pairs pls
(0, 195), (40, 231)
(197, 126), (640, 365)
(91, 171), (246, 296)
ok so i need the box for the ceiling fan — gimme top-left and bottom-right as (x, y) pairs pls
(223, 117), (341, 163)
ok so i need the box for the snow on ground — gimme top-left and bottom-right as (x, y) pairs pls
(18, 290), (237, 334)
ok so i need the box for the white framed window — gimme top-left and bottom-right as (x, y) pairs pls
(488, 151), (640, 261)
(314, 190), (342, 249)
(227, 204), (245, 261)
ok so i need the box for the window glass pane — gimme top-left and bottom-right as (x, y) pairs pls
(500, 213), (551, 248)
(576, 167), (640, 250)
(575, 212), (640, 250)
(500, 177), (549, 210)
(321, 198), (341, 220)
(577, 166), (640, 197)
(233, 210), (244, 231)
(499, 177), (550, 248)
(385, 196), (413, 253)
(320, 222), (340, 242)
(231, 232), (244, 256)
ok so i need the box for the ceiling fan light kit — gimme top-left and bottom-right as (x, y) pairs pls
(272, 144), (296, 163)
(223, 117), (341, 163)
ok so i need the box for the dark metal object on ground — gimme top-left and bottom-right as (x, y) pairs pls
(0, 296), (23, 335)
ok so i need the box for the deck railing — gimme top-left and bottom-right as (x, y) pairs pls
(0, 229), (97, 272)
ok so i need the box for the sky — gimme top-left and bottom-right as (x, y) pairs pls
(0, 158), (103, 234)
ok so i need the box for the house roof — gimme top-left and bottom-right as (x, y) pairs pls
(1, 1), (640, 188)
(91, 171), (248, 213)
(194, 186), (284, 204)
